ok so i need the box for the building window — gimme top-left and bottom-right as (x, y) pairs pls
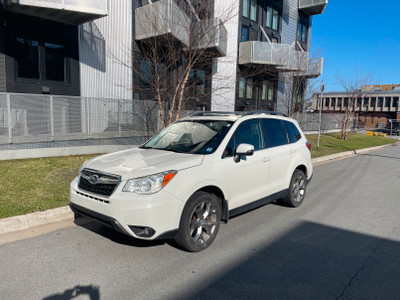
(239, 78), (246, 98)
(384, 97), (391, 108)
(393, 97), (399, 108)
(262, 81), (274, 101)
(331, 98), (336, 107)
(15, 38), (40, 80)
(243, 0), (257, 21)
(363, 98), (369, 107)
(239, 77), (253, 99)
(371, 97), (376, 107)
(140, 61), (152, 85)
(15, 37), (68, 83)
(266, 6), (279, 31)
(378, 97), (383, 107)
(242, 0), (249, 18)
(297, 16), (309, 44)
(241, 26), (249, 42)
(195, 70), (206, 95)
(45, 43), (66, 82)
(357, 97), (362, 108)
(246, 78), (253, 99)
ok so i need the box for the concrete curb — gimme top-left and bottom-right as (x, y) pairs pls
(0, 143), (396, 236)
(0, 206), (73, 235)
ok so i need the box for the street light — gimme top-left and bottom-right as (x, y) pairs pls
(317, 81), (325, 150)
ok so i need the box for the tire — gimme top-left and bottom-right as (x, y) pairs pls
(282, 169), (307, 207)
(174, 191), (221, 252)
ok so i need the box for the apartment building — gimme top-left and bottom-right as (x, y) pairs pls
(312, 84), (400, 128)
(0, 0), (326, 137)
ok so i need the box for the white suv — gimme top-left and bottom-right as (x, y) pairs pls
(70, 111), (313, 252)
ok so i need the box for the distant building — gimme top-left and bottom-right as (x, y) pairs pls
(312, 84), (400, 128)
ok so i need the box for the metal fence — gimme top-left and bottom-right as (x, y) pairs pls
(0, 92), (353, 146)
(296, 112), (346, 133)
(0, 93), (161, 145)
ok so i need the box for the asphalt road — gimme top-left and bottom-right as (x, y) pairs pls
(1, 144), (400, 300)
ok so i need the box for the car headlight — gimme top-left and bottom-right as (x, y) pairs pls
(122, 171), (177, 195)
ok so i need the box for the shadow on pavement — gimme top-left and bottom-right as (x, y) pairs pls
(43, 285), (100, 300)
(180, 221), (400, 299)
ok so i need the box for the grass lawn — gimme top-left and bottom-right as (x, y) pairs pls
(0, 154), (98, 219)
(0, 133), (398, 219)
(306, 132), (398, 158)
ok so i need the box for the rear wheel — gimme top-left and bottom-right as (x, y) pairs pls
(174, 191), (221, 252)
(282, 170), (307, 207)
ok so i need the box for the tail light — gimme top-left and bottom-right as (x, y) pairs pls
(306, 142), (312, 152)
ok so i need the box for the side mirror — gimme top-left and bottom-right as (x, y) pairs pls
(234, 143), (254, 163)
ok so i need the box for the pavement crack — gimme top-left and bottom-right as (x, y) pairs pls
(336, 241), (383, 299)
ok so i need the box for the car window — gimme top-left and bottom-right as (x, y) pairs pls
(261, 119), (288, 148)
(283, 121), (302, 143)
(224, 119), (263, 157)
(142, 120), (233, 154)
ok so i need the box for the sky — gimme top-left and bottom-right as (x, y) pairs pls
(310, 0), (400, 92)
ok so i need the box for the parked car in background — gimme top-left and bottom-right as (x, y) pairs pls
(70, 111), (313, 252)
(373, 121), (400, 136)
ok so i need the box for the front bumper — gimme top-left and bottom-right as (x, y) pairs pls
(69, 177), (184, 240)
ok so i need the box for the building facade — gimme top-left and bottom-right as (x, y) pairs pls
(312, 85), (400, 128)
(0, 0), (326, 111)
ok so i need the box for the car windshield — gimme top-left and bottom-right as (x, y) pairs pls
(142, 120), (234, 154)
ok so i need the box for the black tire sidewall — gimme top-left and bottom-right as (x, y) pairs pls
(284, 170), (306, 207)
(175, 191), (221, 252)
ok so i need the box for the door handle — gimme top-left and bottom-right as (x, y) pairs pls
(262, 157), (271, 163)
(290, 149), (296, 155)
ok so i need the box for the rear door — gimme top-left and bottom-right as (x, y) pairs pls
(260, 118), (292, 194)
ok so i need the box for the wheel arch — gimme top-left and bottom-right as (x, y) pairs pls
(194, 186), (229, 223)
(295, 164), (308, 178)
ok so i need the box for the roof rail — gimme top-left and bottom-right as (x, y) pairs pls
(190, 111), (238, 117)
(241, 110), (288, 117)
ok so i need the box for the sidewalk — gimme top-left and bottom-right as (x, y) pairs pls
(0, 144), (391, 236)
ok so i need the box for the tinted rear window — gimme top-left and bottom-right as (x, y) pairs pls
(261, 119), (288, 148)
(283, 121), (302, 143)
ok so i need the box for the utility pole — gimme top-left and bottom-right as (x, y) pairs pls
(317, 81), (325, 149)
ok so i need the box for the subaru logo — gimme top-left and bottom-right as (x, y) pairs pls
(88, 174), (100, 185)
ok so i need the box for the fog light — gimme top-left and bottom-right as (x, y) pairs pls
(129, 226), (156, 238)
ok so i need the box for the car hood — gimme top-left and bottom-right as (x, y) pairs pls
(82, 148), (204, 181)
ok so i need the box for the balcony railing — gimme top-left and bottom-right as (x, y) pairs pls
(294, 57), (324, 78)
(238, 41), (310, 71)
(3, 0), (107, 25)
(135, 0), (191, 47)
(299, 0), (328, 15)
(195, 18), (228, 57)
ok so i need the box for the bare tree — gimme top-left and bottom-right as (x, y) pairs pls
(277, 47), (323, 118)
(337, 68), (373, 140)
(109, 0), (236, 128)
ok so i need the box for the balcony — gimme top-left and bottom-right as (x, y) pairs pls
(135, 0), (190, 47)
(238, 41), (310, 71)
(299, 0), (328, 15)
(3, 0), (107, 25)
(294, 57), (324, 78)
(195, 19), (228, 57)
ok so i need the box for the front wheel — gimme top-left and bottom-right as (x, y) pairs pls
(174, 191), (221, 252)
(282, 170), (307, 207)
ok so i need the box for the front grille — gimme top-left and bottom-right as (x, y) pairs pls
(78, 169), (120, 197)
